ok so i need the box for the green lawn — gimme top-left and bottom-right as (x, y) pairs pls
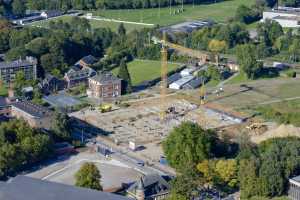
(256, 99), (300, 126)
(225, 73), (250, 84)
(92, 0), (255, 25)
(112, 60), (181, 86)
(30, 16), (148, 32)
(0, 85), (8, 97)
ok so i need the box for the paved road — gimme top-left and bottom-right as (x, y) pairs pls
(93, 139), (176, 176)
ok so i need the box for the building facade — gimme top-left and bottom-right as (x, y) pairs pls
(10, 101), (54, 130)
(0, 57), (37, 84)
(289, 175), (300, 200)
(87, 73), (122, 100)
(127, 174), (171, 200)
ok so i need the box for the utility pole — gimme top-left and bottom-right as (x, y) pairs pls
(169, 0), (172, 15)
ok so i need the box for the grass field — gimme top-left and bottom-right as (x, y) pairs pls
(256, 99), (300, 126)
(92, 0), (255, 25)
(112, 60), (181, 86)
(0, 85), (7, 97)
(30, 16), (149, 32)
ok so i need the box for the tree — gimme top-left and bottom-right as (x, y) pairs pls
(170, 164), (203, 199)
(75, 162), (102, 191)
(118, 59), (132, 93)
(12, 0), (26, 17)
(208, 39), (227, 65)
(25, 37), (49, 57)
(236, 44), (262, 79)
(13, 71), (28, 96)
(118, 23), (126, 36)
(289, 38), (300, 62)
(215, 159), (238, 188)
(5, 47), (28, 61)
(163, 121), (216, 171)
(51, 112), (71, 141)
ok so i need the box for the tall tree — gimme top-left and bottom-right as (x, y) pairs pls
(75, 162), (102, 191)
(51, 111), (71, 141)
(236, 44), (262, 79)
(163, 121), (216, 171)
(118, 59), (132, 93)
(12, 0), (26, 17)
(208, 39), (227, 65)
(118, 23), (126, 36)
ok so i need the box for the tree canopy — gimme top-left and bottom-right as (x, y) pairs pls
(163, 121), (216, 171)
(75, 162), (102, 191)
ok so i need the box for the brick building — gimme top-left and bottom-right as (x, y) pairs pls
(0, 56), (37, 84)
(10, 101), (54, 130)
(87, 73), (122, 100)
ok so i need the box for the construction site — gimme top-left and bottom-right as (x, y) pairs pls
(71, 95), (245, 162)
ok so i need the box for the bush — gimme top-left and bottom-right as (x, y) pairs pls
(286, 70), (297, 78)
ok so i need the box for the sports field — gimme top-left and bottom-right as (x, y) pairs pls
(30, 16), (149, 32)
(112, 59), (181, 86)
(92, 0), (255, 25)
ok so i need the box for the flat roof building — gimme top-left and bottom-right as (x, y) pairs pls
(0, 175), (132, 200)
(0, 56), (37, 84)
(10, 101), (54, 130)
(169, 75), (194, 90)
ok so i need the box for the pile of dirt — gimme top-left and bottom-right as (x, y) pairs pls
(251, 124), (300, 143)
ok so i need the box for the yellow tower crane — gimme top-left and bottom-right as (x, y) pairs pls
(158, 34), (210, 121)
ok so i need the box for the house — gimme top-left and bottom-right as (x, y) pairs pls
(182, 77), (206, 90)
(87, 73), (122, 100)
(169, 75), (194, 90)
(12, 15), (44, 25)
(0, 56), (37, 84)
(227, 60), (239, 71)
(10, 101), (54, 130)
(0, 175), (133, 200)
(39, 74), (65, 94)
(289, 175), (300, 200)
(262, 8), (300, 28)
(0, 96), (9, 116)
(64, 65), (96, 88)
(127, 174), (171, 200)
(180, 67), (197, 77)
(41, 10), (63, 19)
(77, 55), (98, 68)
(167, 72), (181, 86)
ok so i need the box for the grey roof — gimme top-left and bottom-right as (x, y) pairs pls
(167, 73), (181, 85)
(0, 175), (132, 200)
(11, 101), (52, 118)
(182, 77), (207, 89)
(65, 67), (96, 81)
(291, 175), (300, 183)
(0, 57), (37, 69)
(90, 73), (121, 84)
(127, 174), (170, 198)
(0, 96), (7, 107)
(42, 10), (62, 16)
(80, 55), (97, 65)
